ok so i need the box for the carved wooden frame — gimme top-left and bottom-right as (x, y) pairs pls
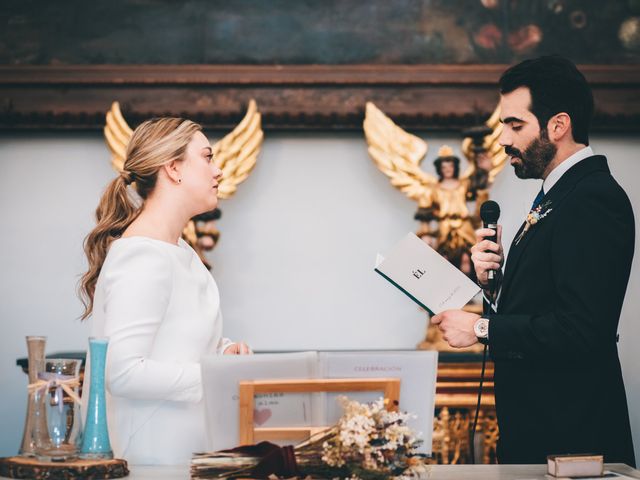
(238, 378), (400, 445)
(2, 64), (639, 131)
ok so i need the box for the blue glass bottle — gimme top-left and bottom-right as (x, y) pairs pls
(80, 337), (113, 459)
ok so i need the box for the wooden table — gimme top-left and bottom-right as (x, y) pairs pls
(4, 463), (636, 480)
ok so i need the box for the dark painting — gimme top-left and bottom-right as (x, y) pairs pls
(2, 0), (640, 130)
(2, 0), (640, 65)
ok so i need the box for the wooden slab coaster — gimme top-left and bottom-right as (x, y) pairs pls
(0, 456), (129, 479)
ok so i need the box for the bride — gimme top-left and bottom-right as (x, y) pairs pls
(79, 117), (251, 465)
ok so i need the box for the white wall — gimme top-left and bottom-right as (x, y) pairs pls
(0, 131), (638, 461)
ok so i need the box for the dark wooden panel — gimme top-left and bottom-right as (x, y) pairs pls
(1, 65), (639, 131)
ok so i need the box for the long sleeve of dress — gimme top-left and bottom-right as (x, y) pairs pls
(101, 241), (203, 403)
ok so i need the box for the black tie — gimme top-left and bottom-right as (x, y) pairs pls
(530, 188), (545, 211)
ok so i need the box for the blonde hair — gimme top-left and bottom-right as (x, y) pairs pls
(79, 117), (202, 319)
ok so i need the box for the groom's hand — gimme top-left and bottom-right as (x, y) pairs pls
(431, 310), (480, 348)
(471, 226), (504, 289)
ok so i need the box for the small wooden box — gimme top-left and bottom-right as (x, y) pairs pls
(547, 453), (604, 478)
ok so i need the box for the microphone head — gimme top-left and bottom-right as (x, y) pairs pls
(480, 200), (501, 224)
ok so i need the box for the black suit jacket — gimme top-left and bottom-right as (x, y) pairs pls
(487, 155), (636, 466)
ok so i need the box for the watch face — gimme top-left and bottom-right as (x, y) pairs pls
(475, 319), (489, 338)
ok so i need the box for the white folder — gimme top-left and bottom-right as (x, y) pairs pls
(376, 232), (481, 314)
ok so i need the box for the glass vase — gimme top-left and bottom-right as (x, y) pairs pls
(18, 336), (48, 456)
(80, 337), (113, 459)
(34, 358), (83, 461)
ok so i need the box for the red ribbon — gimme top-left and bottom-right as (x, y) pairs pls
(220, 441), (300, 478)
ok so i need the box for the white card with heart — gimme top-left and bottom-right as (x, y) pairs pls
(201, 351), (319, 451)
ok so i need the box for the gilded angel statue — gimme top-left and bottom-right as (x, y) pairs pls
(103, 100), (263, 268)
(363, 102), (508, 276)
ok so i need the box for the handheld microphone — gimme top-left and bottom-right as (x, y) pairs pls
(471, 200), (501, 465)
(480, 200), (501, 290)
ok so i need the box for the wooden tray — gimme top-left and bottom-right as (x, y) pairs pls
(0, 456), (129, 479)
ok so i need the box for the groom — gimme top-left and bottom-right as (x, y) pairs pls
(431, 56), (636, 466)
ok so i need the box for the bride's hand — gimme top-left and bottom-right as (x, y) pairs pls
(223, 342), (252, 355)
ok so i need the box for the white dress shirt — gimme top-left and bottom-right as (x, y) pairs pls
(84, 236), (233, 465)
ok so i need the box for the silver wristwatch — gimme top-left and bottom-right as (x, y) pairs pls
(474, 317), (490, 343)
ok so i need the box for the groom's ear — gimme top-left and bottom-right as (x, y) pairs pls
(548, 113), (571, 142)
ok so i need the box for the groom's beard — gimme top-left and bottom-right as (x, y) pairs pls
(506, 129), (557, 179)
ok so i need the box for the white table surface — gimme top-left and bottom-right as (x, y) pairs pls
(47, 463), (636, 480)
(1, 462), (638, 479)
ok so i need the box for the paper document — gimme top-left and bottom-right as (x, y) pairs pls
(375, 233), (481, 314)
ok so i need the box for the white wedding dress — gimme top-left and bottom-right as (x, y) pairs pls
(84, 236), (233, 465)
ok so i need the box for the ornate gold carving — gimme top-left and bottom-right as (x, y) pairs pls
(428, 361), (498, 464)
(480, 409), (499, 464)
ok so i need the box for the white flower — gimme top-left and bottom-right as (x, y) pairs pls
(321, 396), (427, 477)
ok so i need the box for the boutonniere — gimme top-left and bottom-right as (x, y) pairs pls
(514, 200), (553, 245)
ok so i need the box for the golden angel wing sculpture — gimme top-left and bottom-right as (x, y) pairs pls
(460, 105), (509, 184)
(103, 100), (263, 265)
(363, 102), (437, 207)
(363, 101), (507, 264)
(103, 102), (132, 172)
(364, 102), (507, 204)
(211, 99), (263, 199)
